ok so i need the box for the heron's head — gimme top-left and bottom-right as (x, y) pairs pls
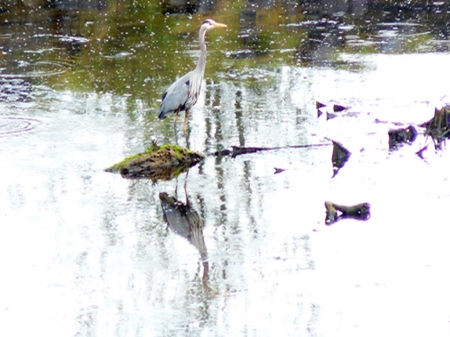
(202, 19), (227, 31)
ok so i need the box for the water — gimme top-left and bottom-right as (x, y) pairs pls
(1, 1), (450, 336)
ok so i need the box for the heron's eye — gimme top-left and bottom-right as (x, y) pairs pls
(202, 20), (212, 26)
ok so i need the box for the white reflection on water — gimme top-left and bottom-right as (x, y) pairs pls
(2, 52), (450, 337)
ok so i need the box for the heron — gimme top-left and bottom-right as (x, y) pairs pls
(158, 19), (227, 137)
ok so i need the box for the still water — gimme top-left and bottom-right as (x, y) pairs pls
(2, 1), (450, 336)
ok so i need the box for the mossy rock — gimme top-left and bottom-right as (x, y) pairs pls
(106, 143), (204, 180)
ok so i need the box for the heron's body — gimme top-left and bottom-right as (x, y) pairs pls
(158, 19), (227, 135)
(158, 71), (200, 119)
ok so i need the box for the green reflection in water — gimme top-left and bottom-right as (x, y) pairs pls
(0, 0), (448, 102)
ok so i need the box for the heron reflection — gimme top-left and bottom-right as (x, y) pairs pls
(159, 187), (209, 290)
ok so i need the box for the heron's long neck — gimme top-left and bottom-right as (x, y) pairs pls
(194, 28), (207, 75)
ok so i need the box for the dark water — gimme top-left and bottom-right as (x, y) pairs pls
(2, 1), (450, 336)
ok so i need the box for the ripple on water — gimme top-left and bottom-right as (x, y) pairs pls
(0, 116), (40, 137)
(32, 33), (90, 45)
(0, 60), (69, 79)
(374, 22), (429, 39)
(0, 32), (85, 78)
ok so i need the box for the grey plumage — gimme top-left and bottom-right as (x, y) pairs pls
(158, 71), (197, 119)
(158, 19), (227, 135)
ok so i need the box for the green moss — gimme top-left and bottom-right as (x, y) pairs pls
(105, 143), (204, 175)
(105, 152), (143, 173)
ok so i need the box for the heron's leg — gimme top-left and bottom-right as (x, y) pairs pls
(183, 109), (190, 135)
(184, 170), (190, 206)
(175, 179), (178, 199)
(173, 112), (179, 133)
(173, 112), (179, 144)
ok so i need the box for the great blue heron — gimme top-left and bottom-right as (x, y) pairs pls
(158, 19), (227, 136)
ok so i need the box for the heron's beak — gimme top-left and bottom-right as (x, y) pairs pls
(212, 22), (227, 29)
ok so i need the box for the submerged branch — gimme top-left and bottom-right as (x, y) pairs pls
(209, 143), (330, 157)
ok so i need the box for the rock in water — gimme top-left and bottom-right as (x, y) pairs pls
(106, 143), (204, 180)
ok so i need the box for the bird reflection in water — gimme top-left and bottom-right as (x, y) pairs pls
(159, 183), (210, 291)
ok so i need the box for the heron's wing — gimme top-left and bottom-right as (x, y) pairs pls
(159, 72), (193, 119)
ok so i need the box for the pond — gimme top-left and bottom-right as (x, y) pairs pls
(2, 0), (450, 336)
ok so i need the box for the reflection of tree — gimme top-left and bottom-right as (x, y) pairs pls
(161, 0), (199, 14)
(159, 183), (209, 290)
(295, 17), (343, 66)
(296, 0), (450, 59)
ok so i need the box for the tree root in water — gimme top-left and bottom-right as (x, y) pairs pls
(325, 201), (371, 225)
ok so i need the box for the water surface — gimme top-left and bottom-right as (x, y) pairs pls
(1, 1), (450, 336)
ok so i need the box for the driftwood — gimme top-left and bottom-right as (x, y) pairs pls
(388, 125), (418, 150)
(325, 201), (371, 225)
(210, 143), (330, 158)
(333, 104), (348, 112)
(331, 140), (351, 177)
(316, 101), (349, 119)
(420, 106), (450, 148)
(210, 140), (346, 177)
